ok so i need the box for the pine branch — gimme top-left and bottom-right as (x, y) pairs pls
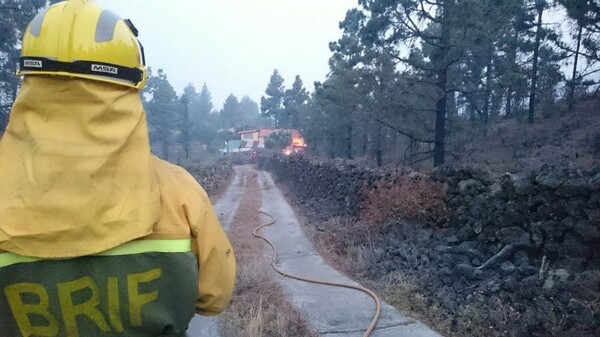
(371, 116), (435, 144)
(554, 39), (600, 61)
(398, 151), (434, 166)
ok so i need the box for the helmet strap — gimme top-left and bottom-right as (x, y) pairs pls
(19, 57), (143, 86)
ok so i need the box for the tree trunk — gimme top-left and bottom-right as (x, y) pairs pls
(505, 32), (519, 118)
(482, 42), (494, 125)
(375, 124), (383, 167)
(346, 123), (353, 160)
(433, 1), (451, 167)
(528, 3), (544, 124)
(434, 80), (447, 167)
(330, 134), (336, 159)
(361, 125), (368, 157)
(505, 89), (513, 118)
(568, 24), (583, 112)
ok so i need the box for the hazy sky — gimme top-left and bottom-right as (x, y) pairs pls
(96, 0), (356, 109)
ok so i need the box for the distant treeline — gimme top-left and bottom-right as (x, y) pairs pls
(2, 0), (599, 167)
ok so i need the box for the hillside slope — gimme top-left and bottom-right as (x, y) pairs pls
(449, 98), (600, 173)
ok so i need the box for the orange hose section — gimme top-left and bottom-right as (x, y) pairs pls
(254, 210), (382, 337)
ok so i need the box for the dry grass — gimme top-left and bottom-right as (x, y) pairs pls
(219, 168), (317, 337)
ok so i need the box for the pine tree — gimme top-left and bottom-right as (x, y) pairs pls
(190, 83), (218, 145)
(558, 0), (600, 111)
(239, 96), (260, 129)
(144, 68), (179, 160)
(359, 0), (466, 166)
(283, 75), (309, 129)
(219, 94), (242, 130)
(179, 84), (198, 159)
(260, 69), (285, 127)
(194, 83), (213, 126)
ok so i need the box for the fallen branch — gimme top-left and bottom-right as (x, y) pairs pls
(538, 255), (549, 281)
(476, 243), (529, 271)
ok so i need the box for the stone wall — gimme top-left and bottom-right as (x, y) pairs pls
(261, 155), (600, 336)
(186, 159), (233, 195)
(433, 165), (600, 272)
(260, 155), (413, 219)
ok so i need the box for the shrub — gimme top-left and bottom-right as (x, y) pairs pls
(359, 175), (447, 224)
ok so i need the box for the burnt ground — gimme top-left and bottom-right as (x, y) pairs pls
(277, 186), (599, 337)
(447, 98), (600, 173)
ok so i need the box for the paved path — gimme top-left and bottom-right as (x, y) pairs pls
(257, 171), (442, 337)
(187, 167), (442, 336)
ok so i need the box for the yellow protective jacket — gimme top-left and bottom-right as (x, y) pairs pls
(0, 77), (235, 337)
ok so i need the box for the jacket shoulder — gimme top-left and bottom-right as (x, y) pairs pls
(152, 156), (210, 202)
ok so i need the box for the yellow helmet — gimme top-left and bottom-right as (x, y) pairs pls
(18, 0), (147, 89)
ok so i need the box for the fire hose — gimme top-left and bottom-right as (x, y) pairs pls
(254, 210), (382, 337)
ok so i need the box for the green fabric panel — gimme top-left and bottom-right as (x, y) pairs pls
(0, 239), (192, 268)
(0, 252), (199, 337)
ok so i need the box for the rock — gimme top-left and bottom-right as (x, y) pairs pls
(538, 220), (563, 248)
(500, 261), (517, 275)
(560, 217), (576, 230)
(584, 207), (600, 220)
(502, 277), (519, 292)
(454, 263), (475, 279)
(441, 267), (453, 276)
(564, 197), (588, 219)
(518, 265), (539, 276)
(434, 245), (452, 254)
(553, 269), (571, 282)
(560, 177), (591, 197)
(458, 179), (484, 195)
(543, 269), (571, 289)
(567, 298), (588, 314)
(521, 275), (539, 286)
(574, 219), (600, 242)
(514, 175), (536, 195)
(445, 235), (460, 245)
(590, 173), (600, 190)
(490, 181), (502, 195)
(498, 226), (531, 244)
(562, 232), (589, 257)
(487, 280), (502, 293)
(573, 270), (600, 301)
(513, 250), (530, 267)
(561, 258), (587, 272)
(501, 173), (535, 196)
(535, 169), (566, 190)
(548, 201), (567, 219)
(456, 227), (473, 241)
(444, 254), (470, 265)
(530, 222), (544, 247)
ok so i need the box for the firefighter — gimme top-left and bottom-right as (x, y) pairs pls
(0, 1), (235, 336)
